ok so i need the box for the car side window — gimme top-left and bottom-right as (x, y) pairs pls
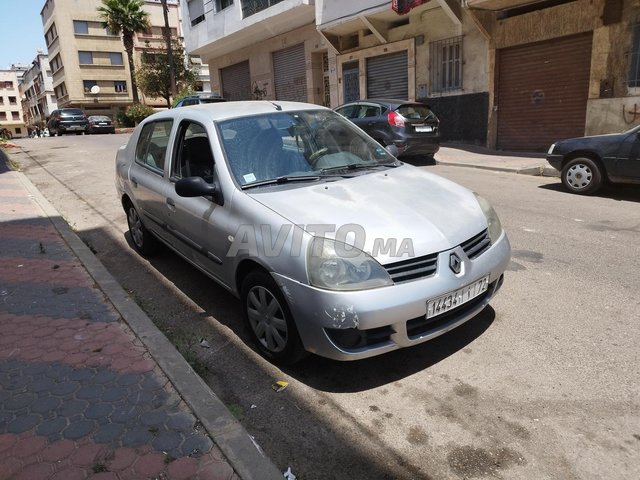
(336, 105), (358, 119)
(173, 121), (215, 183)
(135, 120), (173, 173)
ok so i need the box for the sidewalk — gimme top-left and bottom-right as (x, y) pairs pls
(434, 144), (559, 177)
(0, 153), (281, 479)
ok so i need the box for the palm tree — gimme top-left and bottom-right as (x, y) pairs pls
(98, 0), (150, 104)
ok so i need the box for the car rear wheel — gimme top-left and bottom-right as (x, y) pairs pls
(241, 271), (306, 364)
(561, 157), (603, 195)
(126, 203), (159, 256)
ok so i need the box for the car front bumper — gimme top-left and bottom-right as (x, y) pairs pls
(546, 154), (563, 171)
(273, 231), (511, 361)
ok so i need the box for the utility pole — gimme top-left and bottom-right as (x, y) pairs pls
(160, 0), (177, 99)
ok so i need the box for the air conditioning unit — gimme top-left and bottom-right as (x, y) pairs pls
(190, 57), (202, 65)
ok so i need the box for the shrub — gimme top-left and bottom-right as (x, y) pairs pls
(126, 103), (155, 125)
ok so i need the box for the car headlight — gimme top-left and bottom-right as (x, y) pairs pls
(474, 193), (503, 243)
(307, 237), (393, 291)
(547, 143), (556, 154)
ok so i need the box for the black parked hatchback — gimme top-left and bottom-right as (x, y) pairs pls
(335, 99), (440, 157)
(47, 108), (89, 136)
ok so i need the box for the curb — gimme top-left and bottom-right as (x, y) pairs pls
(8, 157), (283, 480)
(435, 160), (560, 177)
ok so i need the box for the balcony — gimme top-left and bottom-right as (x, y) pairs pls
(184, 0), (315, 57)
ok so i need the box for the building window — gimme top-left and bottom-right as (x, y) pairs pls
(0, 97), (4, 104)
(216, 0), (233, 12)
(114, 81), (127, 93)
(73, 20), (89, 34)
(55, 83), (68, 98)
(242, 0), (282, 18)
(430, 36), (463, 94)
(83, 80), (98, 93)
(110, 52), (124, 65)
(0, 113), (6, 120)
(9, 96), (16, 105)
(51, 54), (63, 73)
(15, 128), (21, 134)
(188, 0), (205, 26)
(629, 24), (640, 88)
(12, 112), (20, 120)
(45, 23), (57, 46)
(79, 51), (93, 65)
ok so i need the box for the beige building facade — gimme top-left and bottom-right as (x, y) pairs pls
(183, 0), (640, 151)
(0, 70), (26, 139)
(40, 0), (182, 120)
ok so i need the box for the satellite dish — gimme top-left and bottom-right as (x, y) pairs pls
(90, 85), (101, 94)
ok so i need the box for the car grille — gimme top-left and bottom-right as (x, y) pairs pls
(383, 229), (491, 284)
(384, 253), (438, 283)
(461, 229), (491, 259)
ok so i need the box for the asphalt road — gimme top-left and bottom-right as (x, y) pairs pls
(8, 134), (640, 480)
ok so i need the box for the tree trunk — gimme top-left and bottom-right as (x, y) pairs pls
(161, 0), (177, 99)
(123, 31), (140, 104)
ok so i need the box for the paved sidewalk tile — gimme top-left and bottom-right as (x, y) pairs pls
(0, 168), (238, 479)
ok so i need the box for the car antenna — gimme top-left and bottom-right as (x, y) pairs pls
(267, 101), (282, 111)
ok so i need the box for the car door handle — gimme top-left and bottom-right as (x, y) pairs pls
(131, 176), (138, 187)
(166, 198), (176, 211)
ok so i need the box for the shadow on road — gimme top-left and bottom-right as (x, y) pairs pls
(538, 182), (640, 202)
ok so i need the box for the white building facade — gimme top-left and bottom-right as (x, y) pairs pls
(0, 70), (26, 138)
(20, 53), (58, 130)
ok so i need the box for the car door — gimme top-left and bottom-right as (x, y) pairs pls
(611, 129), (640, 179)
(164, 119), (231, 287)
(128, 119), (174, 242)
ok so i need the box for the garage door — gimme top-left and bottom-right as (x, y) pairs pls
(273, 44), (307, 102)
(497, 33), (592, 151)
(366, 51), (408, 99)
(221, 61), (251, 101)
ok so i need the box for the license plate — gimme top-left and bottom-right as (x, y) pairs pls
(98, 122), (107, 125)
(415, 125), (433, 132)
(426, 276), (489, 319)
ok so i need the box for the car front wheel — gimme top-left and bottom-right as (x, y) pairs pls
(126, 203), (158, 256)
(561, 157), (603, 195)
(241, 271), (306, 364)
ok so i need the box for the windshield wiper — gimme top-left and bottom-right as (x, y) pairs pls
(242, 175), (320, 189)
(319, 162), (399, 174)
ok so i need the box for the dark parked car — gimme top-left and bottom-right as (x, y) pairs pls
(335, 99), (440, 157)
(547, 125), (640, 194)
(86, 115), (115, 134)
(47, 108), (89, 136)
(174, 94), (226, 107)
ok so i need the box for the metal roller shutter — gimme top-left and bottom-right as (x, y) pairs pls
(497, 33), (592, 151)
(221, 61), (251, 101)
(273, 44), (307, 102)
(366, 51), (408, 99)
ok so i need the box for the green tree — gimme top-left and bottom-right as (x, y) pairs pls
(137, 41), (196, 108)
(98, 0), (150, 104)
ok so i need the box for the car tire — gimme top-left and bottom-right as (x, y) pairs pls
(561, 157), (603, 195)
(125, 202), (159, 256)
(241, 270), (307, 365)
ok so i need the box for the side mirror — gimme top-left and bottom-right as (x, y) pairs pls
(175, 176), (223, 205)
(385, 144), (399, 157)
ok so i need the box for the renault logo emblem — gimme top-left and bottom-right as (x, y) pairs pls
(449, 253), (462, 274)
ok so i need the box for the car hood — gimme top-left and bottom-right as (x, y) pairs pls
(247, 165), (487, 264)
(555, 132), (625, 151)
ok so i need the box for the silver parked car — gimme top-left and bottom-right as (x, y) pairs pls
(115, 101), (511, 364)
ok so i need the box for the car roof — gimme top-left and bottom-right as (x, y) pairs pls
(338, 99), (428, 108)
(146, 100), (329, 123)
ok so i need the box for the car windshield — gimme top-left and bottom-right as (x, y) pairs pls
(396, 104), (435, 120)
(218, 109), (396, 187)
(89, 116), (110, 121)
(62, 109), (85, 116)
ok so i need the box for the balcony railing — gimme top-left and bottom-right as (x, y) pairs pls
(242, 0), (285, 18)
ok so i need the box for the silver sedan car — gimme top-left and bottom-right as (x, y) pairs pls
(115, 101), (511, 364)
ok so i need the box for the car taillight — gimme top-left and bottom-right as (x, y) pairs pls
(388, 111), (405, 128)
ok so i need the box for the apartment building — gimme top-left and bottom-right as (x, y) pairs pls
(182, 0), (325, 104)
(0, 70), (26, 139)
(20, 52), (58, 130)
(40, 0), (182, 119)
(182, 0), (640, 151)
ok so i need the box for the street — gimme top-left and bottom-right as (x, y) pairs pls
(7, 134), (640, 480)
